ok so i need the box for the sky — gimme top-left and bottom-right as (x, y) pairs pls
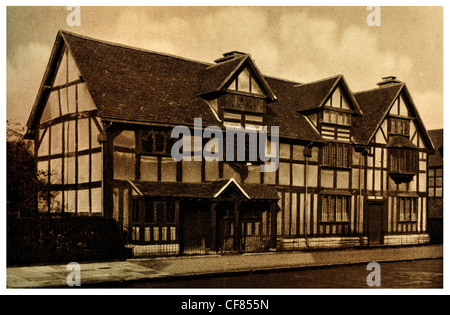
(6, 5), (444, 130)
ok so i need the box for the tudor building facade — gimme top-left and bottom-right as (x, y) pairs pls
(26, 31), (436, 256)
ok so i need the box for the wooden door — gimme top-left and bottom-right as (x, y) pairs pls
(216, 202), (235, 253)
(367, 201), (384, 245)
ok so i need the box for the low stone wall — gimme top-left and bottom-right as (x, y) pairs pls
(383, 234), (430, 246)
(280, 237), (366, 250)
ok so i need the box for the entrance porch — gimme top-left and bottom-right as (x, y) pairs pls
(127, 179), (279, 257)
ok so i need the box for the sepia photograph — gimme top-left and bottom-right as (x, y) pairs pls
(4, 4), (445, 296)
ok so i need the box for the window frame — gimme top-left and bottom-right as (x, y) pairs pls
(388, 116), (410, 137)
(222, 110), (264, 128)
(132, 198), (176, 225)
(322, 109), (352, 127)
(139, 128), (174, 156)
(428, 166), (443, 198)
(321, 142), (352, 169)
(388, 148), (418, 175)
(398, 197), (418, 223)
(319, 195), (351, 223)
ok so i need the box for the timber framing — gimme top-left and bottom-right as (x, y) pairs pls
(26, 31), (438, 256)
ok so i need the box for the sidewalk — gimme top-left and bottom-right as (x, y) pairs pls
(7, 244), (443, 288)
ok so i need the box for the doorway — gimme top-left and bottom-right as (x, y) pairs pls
(366, 201), (385, 245)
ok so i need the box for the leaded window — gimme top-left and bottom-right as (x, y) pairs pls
(389, 117), (410, 137)
(389, 148), (418, 174)
(140, 129), (174, 155)
(322, 143), (351, 168)
(398, 197), (418, 222)
(320, 195), (350, 223)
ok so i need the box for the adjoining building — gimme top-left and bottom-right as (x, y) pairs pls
(427, 129), (443, 244)
(26, 31), (436, 256)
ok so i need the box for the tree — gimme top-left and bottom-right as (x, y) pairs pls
(7, 120), (51, 217)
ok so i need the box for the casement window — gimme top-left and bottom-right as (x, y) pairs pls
(131, 199), (177, 243)
(321, 110), (352, 141)
(322, 143), (351, 168)
(389, 117), (410, 137)
(132, 199), (176, 224)
(322, 110), (352, 126)
(428, 167), (443, 197)
(223, 110), (264, 129)
(389, 148), (418, 174)
(320, 195), (350, 223)
(140, 129), (174, 155)
(398, 197), (418, 222)
(146, 200), (176, 224)
(220, 93), (265, 113)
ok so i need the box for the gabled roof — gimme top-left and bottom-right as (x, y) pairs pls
(428, 129), (443, 167)
(26, 30), (323, 143)
(199, 56), (247, 95)
(128, 178), (279, 200)
(352, 83), (403, 145)
(264, 77), (324, 142)
(198, 54), (277, 101)
(62, 31), (221, 128)
(27, 31), (434, 149)
(353, 83), (434, 151)
(294, 75), (362, 115)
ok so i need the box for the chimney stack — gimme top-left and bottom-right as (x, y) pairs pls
(377, 76), (402, 87)
(214, 51), (248, 63)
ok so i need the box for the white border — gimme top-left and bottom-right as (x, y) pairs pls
(2, 1), (448, 296)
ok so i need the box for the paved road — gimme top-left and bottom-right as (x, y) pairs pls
(126, 259), (443, 288)
(7, 245), (443, 288)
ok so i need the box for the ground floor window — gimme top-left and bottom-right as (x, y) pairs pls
(320, 195), (350, 223)
(131, 198), (177, 243)
(398, 197), (418, 222)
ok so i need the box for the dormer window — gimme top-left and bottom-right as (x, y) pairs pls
(223, 110), (264, 129)
(317, 84), (355, 142)
(322, 110), (352, 126)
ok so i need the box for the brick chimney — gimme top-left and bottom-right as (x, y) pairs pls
(214, 51), (248, 63)
(377, 76), (403, 87)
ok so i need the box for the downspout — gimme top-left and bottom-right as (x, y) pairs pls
(304, 142), (313, 249)
(359, 148), (368, 246)
(359, 151), (363, 243)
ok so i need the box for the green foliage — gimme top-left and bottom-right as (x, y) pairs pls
(6, 120), (51, 217)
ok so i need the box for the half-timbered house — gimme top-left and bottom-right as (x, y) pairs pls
(26, 31), (435, 256)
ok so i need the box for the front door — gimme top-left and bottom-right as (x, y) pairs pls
(367, 201), (385, 245)
(216, 201), (236, 253)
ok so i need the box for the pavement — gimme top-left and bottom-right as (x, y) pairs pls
(6, 244), (443, 288)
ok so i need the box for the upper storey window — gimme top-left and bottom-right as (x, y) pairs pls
(222, 111), (264, 129)
(322, 86), (353, 127)
(322, 110), (352, 126)
(227, 68), (264, 96)
(388, 94), (411, 137)
(221, 67), (267, 127)
(389, 117), (410, 137)
(320, 85), (353, 141)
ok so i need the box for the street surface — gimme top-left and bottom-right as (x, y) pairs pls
(127, 259), (443, 288)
